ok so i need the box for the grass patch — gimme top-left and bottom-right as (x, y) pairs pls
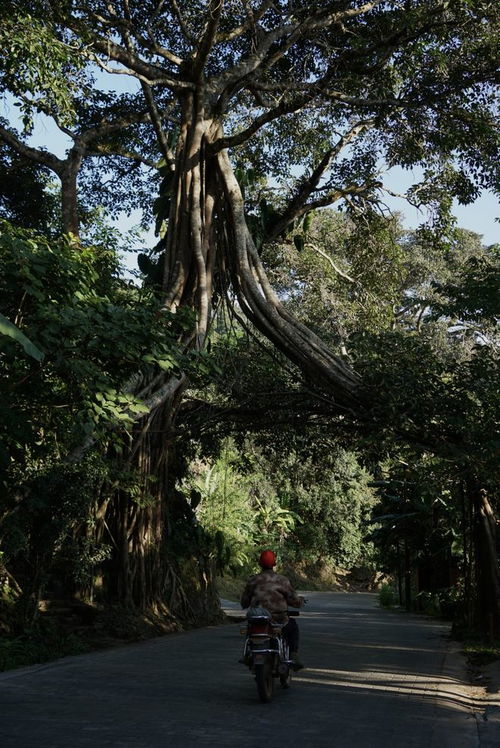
(0, 620), (89, 672)
(0, 597), (185, 673)
(463, 639), (500, 668)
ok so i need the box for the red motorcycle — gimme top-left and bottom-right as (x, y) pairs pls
(240, 606), (299, 702)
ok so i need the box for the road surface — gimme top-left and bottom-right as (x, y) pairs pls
(0, 591), (496, 747)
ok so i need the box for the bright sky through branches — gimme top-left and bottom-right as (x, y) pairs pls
(2, 96), (498, 268)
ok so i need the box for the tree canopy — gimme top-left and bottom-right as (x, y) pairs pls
(1, 0), (498, 407)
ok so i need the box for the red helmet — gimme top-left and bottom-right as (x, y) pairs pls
(259, 549), (276, 569)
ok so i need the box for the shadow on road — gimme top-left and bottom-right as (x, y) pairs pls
(0, 590), (486, 748)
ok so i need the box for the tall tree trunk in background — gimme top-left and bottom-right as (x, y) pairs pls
(60, 165), (80, 236)
(470, 481), (500, 637)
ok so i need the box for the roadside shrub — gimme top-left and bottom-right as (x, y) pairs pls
(378, 582), (397, 608)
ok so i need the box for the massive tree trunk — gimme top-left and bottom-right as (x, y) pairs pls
(163, 92), (361, 405)
(96, 93), (362, 619)
(94, 95), (358, 620)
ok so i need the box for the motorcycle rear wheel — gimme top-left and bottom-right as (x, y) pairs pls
(280, 641), (292, 688)
(255, 660), (274, 703)
(280, 667), (292, 689)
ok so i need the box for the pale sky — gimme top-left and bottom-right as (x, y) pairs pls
(381, 166), (499, 246)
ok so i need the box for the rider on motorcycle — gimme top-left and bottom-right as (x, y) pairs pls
(241, 549), (305, 670)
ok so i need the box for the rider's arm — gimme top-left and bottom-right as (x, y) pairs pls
(280, 576), (303, 608)
(240, 577), (255, 608)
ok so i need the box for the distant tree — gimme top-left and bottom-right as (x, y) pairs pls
(0, 134), (57, 232)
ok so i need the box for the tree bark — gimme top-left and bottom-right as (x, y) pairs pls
(60, 165), (80, 236)
(470, 482), (500, 637)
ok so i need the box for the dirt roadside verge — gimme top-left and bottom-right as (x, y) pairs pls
(474, 658), (500, 747)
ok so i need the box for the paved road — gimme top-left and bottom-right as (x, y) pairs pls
(0, 592), (496, 747)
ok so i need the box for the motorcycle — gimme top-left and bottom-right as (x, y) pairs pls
(240, 606), (300, 702)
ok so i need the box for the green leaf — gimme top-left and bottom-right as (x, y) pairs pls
(0, 313), (44, 361)
(294, 234), (305, 253)
(302, 211), (315, 234)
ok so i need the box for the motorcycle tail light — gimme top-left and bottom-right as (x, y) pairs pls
(248, 623), (270, 635)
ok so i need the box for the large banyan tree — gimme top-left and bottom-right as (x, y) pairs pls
(1, 1), (498, 623)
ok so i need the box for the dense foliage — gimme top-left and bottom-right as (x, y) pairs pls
(0, 220), (190, 625)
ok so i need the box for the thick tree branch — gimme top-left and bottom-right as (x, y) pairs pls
(210, 91), (317, 152)
(306, 243), (356, 284)
(0, 126), (63, 174)
(268, 121), (374, 239)
(89, 52), (171, 88)
(191, 0), (224, 80)
(86, 7), (185, 67)
(217, 148), (362, 407)
(208, 20), (297, 97)
(139, 82), (177, 169)
(86, 34), (193, 91)
(13, 89), (170, 149)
